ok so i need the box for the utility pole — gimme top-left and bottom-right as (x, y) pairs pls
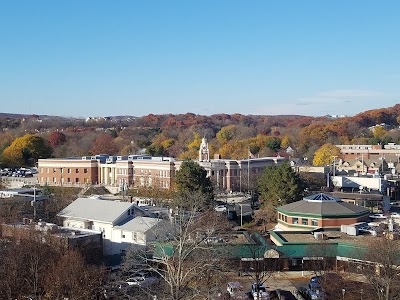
(361, 154), (364, 173)
(31, 186), (37, 221)
(332, 156), (338, 177)
(247, 147), (250, 195)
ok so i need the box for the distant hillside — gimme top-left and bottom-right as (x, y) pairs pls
(0, 104), (399, 165)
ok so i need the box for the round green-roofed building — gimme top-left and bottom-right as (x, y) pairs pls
(276, 193), (370, 231)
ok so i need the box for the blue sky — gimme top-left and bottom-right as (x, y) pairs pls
(1, 1), (399, 118)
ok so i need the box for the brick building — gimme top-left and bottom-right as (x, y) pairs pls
(37, 138), (287, 192)
(276, 193), (370, 231)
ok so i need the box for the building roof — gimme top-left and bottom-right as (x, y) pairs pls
(57, 198), (134, 224)
(114, 216), (164, 233)
(304, 193), (341, 202)
(277, 193), (369, 217)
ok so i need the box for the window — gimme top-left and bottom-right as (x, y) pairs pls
(302, 218), (308, 225)
(84, 168), (88, 173)
(53, 168), (57, 173)
(284, 215), (288, 223)
(75, 178), (80, 183)
(292, 218), (298, 224)
(133, 232), (137, 241)
(311, 219), (318, 226)
(68, 168), (71, 174)
(75, 168), (79, 173)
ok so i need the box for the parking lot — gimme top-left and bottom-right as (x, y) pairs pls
(227, 270), (370, 300)
(227, 271), (311, 299)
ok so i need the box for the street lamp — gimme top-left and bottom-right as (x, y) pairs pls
(342, 288), (346, 300)
(238, 203), (244, 227)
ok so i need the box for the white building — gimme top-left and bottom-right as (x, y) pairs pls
(57, 198), (169, 255)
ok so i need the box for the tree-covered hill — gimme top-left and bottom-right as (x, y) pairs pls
(1, 104), (399, 167)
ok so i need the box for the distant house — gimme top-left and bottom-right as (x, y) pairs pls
(57, 198), (169, 255)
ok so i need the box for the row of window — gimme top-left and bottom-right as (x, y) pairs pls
(42, 168), (89, 174)
(116, 168), (132, 175)
(40, 177), (89, 184)
(278, 213), (318, 226)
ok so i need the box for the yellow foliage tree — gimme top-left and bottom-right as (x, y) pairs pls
(1, 134), (53, 167)
(373, 125), (387, 139)
(188, 132), (202, 150)
(178, 133), (203, 159)
(161, 138), (176, 149)
(216, 125), (238, 144)
(312, 143), (341, 166)
(281, 135), (290, 149)
(178, 148), (198, 160)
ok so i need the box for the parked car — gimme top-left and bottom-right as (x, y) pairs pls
(251, 283), (269, 299)
(370, 213), (387, 219)
(305, 282), (326, 300)
(126, 275), (146, 286)
(214, 204), (227, 212)
(309, 276), (321, 284)
(126, 274), (158, 287)
(390, 212), (400, 218)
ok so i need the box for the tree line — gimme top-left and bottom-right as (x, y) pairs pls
(1, 104), (400, 168)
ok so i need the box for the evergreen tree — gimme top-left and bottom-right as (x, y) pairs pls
(175, 160), (214, 208)
(258, 162), (304, 206)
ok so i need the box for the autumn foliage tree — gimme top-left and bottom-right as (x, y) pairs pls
(1, 133), (53, 167)
(0, 230), (105, 300)
(47, 131), (67, 148)
(312, 143), (341, 166)
(90, 133), (119, 155)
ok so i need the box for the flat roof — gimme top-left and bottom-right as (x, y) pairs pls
(277, 230), (372, 245)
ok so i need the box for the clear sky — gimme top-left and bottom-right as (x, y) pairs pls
(1, 1), (399, 118)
